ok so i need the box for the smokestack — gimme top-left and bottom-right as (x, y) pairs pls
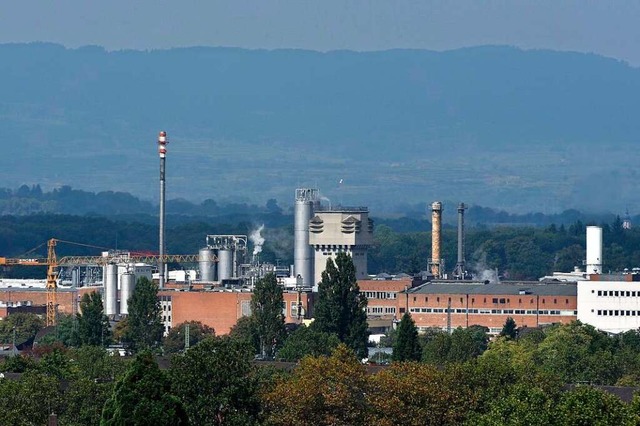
(586, 226), (603, 275)
(158, 131), (168, 289)
(294, 188), (318, 287)
(430, 201), (443, 278)
(453, 203), (467, 279)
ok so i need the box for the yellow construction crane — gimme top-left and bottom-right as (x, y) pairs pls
(2, 239), (217, 326)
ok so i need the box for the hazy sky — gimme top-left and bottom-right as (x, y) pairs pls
(2, 1), (640, 65)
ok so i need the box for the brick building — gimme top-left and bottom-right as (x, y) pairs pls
(0, 286), (99, 320)
(359, 276), (420, 334)
(402, 280), (578, 334)
(158, 289), (315, 335)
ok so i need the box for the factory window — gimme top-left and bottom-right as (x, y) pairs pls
(484, 298), (487, 303)
(598, 310), (602, 315)
(597, 291), (602, 296)
(615, 291), (619, 297)
(413, 297), (416, 302)
(504, 309), (513, 314)
(492, 298), (498, 304)
(491, 309), (500, 314)
(518, 299), (521, 303)
(425, 297), (428, 302)
(531, 299), (534, 304)
(499, 298), (506, 304)
(566, 299), (569, 304)
(410, 308), (419, 313)
(542, 299), (545, 304)
(471, 298), (475, 303)
(507, 299), (510, 303)
(399, 308), (405, 313)
(634, 292), (637, 297)
(603, 310), (608, 316)
(553, 299), (557, 304)
(515, 309), (525, 315)
(437, 297), (440, 302)
(460, 298), (463, 304)
(615, 310), (619, 316)
(448, 297), (451, 302)
(634, 311), (637, 316)
(168, 305), (171, 311)
(628, 291), (631, 297)
(627, 311), (632, 316)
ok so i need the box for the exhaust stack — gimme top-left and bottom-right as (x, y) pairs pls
(429, 201), (443, 278)
(453, 203), (467, 279)
(158, 131), (168, 288)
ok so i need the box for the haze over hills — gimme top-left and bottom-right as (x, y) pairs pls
(1, 43), (638, 214)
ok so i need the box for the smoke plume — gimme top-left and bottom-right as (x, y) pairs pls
(250, 224), (265, 256)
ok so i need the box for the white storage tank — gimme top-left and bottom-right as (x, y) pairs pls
(120, 272), (136, 315)
(104, 264), (118, 316)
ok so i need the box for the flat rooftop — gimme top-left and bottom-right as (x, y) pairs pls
(405, 280), (578, 297)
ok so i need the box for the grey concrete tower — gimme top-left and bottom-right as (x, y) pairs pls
(294, 188), (318, 287)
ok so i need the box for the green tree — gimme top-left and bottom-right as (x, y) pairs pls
(251, 273), (286, 357)
(0, 312), (44, 345)
(557, 385), (636, 425)
(122, 277), (163, 351)
(0, 370), (63, 425)
(277, 325), (340, 362)
(392, 313), (422, 362)
(500, 317), (517, 340)
(263, 344), (369, 426)
(229, 315), (260, 354)
(163, 320), (215, 355)
(312, 253), (369, 358)
(77, 291), (111, 347)
(101, 351), (187, 426)
(171, 336), (261, 426)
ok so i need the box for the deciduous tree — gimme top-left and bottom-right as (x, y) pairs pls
(101, 351), (187, 426)
(170, 336), (261, 426)
(163, 320), (215, 354)
(277, 325), (340, 362)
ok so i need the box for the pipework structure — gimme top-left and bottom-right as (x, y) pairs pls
(158, 131), (168, 289)
(294, 188), (319, 288)
(452, 203), (468, 280)
(428, 201), (443, 279)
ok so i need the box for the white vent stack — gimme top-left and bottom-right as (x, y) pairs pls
(586, 226), (603, 274)
(294, 188), (318, 287)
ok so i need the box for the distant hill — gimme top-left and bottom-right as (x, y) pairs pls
(1, 43), (638, 214)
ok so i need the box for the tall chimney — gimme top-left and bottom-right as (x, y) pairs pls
(453, 203), (467, 279)
(294, 188), (318, 287)
(430, 201), (443, 278)
(158, 131), (168, 288)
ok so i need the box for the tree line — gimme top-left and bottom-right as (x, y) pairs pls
(4, 254), (640, 424)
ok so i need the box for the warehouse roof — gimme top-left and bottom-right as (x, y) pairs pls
(404, 280), (577, 297)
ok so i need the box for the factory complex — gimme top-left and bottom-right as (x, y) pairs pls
(1, 133), (639, 341)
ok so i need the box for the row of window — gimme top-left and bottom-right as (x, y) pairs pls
(596, 290), (640, 297)
(240, 300), (305, 318)
(412, 296), (571, 305)
(367, 306), (397, 314)
(409, 307), (576, 316)
(364, 291), (397, 300)
(596, 310), (640, 317)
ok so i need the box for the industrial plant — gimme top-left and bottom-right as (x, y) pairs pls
(1, 131), (640, 344)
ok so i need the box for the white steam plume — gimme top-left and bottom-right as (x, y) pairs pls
(250, 224), (265, 256)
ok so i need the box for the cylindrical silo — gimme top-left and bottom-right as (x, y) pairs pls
(104, 264), (118, 316)
(586, 226), (603, 274)
(120, 272), (136, 315)
(294, 188), (318, 287)
(218, 249), (233, 281)
(199, 248), (216, 281)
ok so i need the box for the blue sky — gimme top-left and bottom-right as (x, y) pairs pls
(1, 1), (639, 65)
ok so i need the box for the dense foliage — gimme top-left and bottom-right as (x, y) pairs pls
(250, 273), (286, 358)
(1, 321), (640, 424)
(121, 277), (163, 351)
(312, 253), (369, 358)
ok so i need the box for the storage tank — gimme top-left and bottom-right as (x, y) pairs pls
(586, 226), (603, 274)
(120, 272), (136, 315)
(199, 248), (216, 281)
(218, 249), (233, 280)
(104, 264), (118, 316)
(294, 188), (318, 287)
